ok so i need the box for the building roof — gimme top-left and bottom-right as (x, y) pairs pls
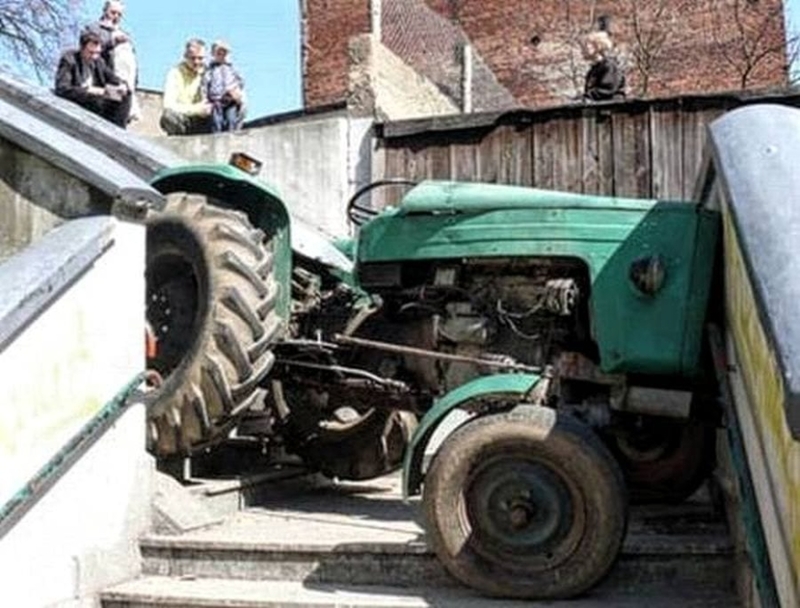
(381, 0), (517, 112)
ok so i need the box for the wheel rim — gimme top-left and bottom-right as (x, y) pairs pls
(146, 251), (201, 377)
(464, 451), (584, 569)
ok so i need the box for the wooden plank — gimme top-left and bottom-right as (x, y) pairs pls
(404, 145), (427, 183)
(473, 132), (495, 183)
(470, 125), (534, 186)
(611, 112), (637, 197)
(581, 114), (600, 194)
(551, 118), (583, 193)
(535, 119), (583, 191)
(494, 125), (533, 186)
(683, 109), (724, 200)
(475, 129), (500, 184)
(450, 139), (478, 182)
(379, 145), (419, 208)
(532, 119), (559, 190)
(382, 145), (407, 181)
(650, 107), (684, 200)
(596, 112), (614, 196)
(380, 102), (730, 202)
(634, 110), (653, 198)
(426, 144), (451, 180)
(612, 110), (652, 198)
(578, 110), (615, 196)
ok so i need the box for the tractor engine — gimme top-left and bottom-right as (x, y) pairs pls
(352, 256), (593, 396)
(276, 254), (590, 478)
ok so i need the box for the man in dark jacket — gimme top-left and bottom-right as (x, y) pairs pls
(54, 25), (131, 127)
(581, 31), (626, 102)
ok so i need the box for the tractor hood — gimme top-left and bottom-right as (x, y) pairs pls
(396, 180), (656, 215)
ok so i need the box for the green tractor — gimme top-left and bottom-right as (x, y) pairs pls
(143, 160), (720, 600)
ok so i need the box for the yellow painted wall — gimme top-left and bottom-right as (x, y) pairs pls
(723, 205), (800, 605)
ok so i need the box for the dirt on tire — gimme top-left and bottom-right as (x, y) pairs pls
(423, 407), (627, 600)
(145, 193), (280, 456)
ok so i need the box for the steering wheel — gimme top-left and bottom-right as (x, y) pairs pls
(346, 179), (418, 227)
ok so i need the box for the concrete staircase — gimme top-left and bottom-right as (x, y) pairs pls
(101, 470), (740, 608)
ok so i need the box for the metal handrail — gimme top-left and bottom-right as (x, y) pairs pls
(0, 372), (146, 541)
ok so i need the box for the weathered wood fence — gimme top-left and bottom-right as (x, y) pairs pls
(375, 91), (800, 202)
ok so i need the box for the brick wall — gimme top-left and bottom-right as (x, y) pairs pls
(302, 0), (371, 109)
(303, 0), (788, 110)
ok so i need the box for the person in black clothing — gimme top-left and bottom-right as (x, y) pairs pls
(54, 25), (131, 127)
(581, 31), (626, 102)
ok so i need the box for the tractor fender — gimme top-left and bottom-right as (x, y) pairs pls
(150, 164), (289, 230)
(152, 164), (353, 272)
(402, 373), (541, 498)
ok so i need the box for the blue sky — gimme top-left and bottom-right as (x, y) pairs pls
(75, 0), (800, 120)
(82, 1), (301, 119)
(789, 0), (800, 28)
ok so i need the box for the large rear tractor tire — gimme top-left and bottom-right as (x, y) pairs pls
(145, 193), (280, 456)
(423, 407), (627, 599)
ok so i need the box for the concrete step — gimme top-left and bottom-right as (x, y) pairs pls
(106, 471), (739, 606)
(137, 525), (734, 591)
(135, 473), (737, 595)
(101, 577), (738, 608)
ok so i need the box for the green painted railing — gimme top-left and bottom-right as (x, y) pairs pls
(0, 372), (146, 541)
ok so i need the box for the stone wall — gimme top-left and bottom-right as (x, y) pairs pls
(0, 141), (104, 263)
(153, 112), (371, 238)
(303, 0), (371, 116)
(129, 89), (166, 138)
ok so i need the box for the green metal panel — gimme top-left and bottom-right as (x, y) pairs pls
(590, 205), (719, 376)
(397, 180), (656, 214)
(150, 164), (292, 321)
(402, 373), (540, 498)
(681, 210), (719, 374)
(331, 236), (356, 260)
(358, 181), (719, 377)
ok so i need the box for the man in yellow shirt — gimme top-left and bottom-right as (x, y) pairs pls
(160, 38), (213, 135)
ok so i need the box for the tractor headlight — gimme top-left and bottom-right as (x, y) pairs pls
(629, 255), (666, 296)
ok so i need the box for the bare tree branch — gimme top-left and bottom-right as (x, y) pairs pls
(624, 0), (692, 95)
(705, 0), (789, 89)
(0, 0), (83, 82)
(785, 18), (800, 86)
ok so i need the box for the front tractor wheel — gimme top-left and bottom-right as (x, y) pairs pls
(145, 193), (280, 456)
(423, 407), (627, 600)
